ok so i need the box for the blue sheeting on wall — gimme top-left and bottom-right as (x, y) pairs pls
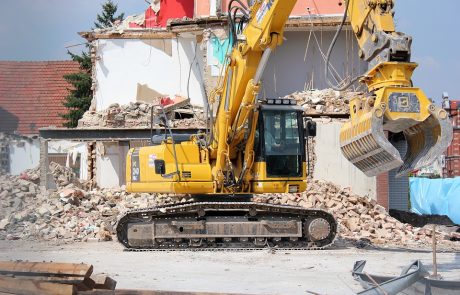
(409, 177), (460, 224)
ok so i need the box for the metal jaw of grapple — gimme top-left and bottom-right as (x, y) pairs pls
(340, 89), (453, 177)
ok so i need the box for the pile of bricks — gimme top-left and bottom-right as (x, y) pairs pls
(0, 162), (187, 242)
(254, 179), (460, 249)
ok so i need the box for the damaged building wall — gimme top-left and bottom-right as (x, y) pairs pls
(195, 0), (345, 17)
(93, 36), (207, 111)
(314, 121), (377, 199)
(48, 141), (89, 181)
(8, 137), (40, 176)
(96, 142), (129, 189)
(204, 28), (366, 100)
(260, 30), (366, 98)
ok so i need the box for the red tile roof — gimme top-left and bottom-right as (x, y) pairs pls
(0, 61), (81, 135)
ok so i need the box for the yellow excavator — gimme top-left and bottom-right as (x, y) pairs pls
(116, 0), (452, 249)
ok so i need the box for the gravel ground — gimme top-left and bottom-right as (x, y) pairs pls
(0, 240), (458, 294)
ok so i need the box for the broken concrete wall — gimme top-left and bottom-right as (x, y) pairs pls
(96, 141), (129, 189)
(313, 120), (377, 199)
(93, 36), (207, 111)
(204, 29), (366, 99)
(48, 141), (89, 181)
(260, 30), (367, 98)
(8, 137), (40, 176)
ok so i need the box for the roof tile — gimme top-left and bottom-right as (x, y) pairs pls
(0, 61), (81, 135)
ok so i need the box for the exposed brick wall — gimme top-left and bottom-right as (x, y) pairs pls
(443, 101), (460, 177)
(376, 172), (389, 209)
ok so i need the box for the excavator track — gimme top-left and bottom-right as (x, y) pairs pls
(116, 201), (337, 250)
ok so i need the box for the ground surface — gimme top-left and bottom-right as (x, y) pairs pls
(0, 240), (458, 295)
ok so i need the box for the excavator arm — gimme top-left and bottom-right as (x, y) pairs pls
(338, 0), (453, 176)
(209, 0), (298, 192)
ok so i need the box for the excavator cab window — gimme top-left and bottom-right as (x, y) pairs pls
(256, 107), (305, 177)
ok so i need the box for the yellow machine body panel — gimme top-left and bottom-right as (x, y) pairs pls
(126, 142), (214, 194)
(251, 162), (307, 194)
(126, 139), (309, 195)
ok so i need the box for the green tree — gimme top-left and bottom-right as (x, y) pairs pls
(94, 0), (125, 29)
(61, 1), (124, 127)
(61, 51), (92, 128)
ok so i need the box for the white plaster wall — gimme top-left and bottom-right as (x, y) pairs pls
(260, 30), (367, 98)
(94, 37), (206, 110)
(96, 142), (129, 189)
(9, 139), (40, 175)
(314, 121), (377, 199)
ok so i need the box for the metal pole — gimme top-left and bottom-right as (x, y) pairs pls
(432, 224), (438, 278)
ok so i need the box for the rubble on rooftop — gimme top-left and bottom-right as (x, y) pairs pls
(285, 89), (365, 115)
(78, 96), (205, 129)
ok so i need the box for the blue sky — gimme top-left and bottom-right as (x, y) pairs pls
(0, 0), (458, 100)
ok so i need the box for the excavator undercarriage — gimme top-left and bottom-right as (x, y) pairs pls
(117, 201), (337, 250)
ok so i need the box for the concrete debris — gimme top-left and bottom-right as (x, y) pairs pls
(253, 180), (460, 249)
(284, 89), (365, 115)
(77, 97), (204, 129)
(0, 162), (189, 242)
(1, 162), (458, 249)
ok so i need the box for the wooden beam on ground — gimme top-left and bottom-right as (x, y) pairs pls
(0, 261), (93, 278)
(78, 290), (253, 295)
(0, 277), (76, 295)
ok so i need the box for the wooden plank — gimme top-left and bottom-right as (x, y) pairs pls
(0, 277), (75, 295)
(79, 291), (253, 295)
(0, 274), (86, 285)
(90, 275), (117, 290)
(0, 261), (93, 278)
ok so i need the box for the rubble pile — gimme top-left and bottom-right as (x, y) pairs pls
(254, 180), (459, 248)
(1, 161), (458, 249)
(78, 101), (204, 129)
(0, 163), (188, 242)
(78, 102), (155, 128)
(285, 89), (365, 115)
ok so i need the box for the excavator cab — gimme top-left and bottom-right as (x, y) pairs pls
(251, 99), (309, 194)
(256, 104), (305, 178)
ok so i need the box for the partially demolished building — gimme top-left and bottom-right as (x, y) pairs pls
(35, 0), (424, 211)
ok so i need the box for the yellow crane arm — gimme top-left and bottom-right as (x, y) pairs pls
(209, 0), (297, 190)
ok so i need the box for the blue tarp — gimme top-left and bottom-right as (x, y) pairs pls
(409, 177), (460, 224)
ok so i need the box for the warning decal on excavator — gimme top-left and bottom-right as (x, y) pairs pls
(256, 0), (274, 24)
(148, 154), (157, 168)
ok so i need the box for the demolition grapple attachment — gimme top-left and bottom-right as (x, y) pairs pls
(340, 63), (453, 177)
